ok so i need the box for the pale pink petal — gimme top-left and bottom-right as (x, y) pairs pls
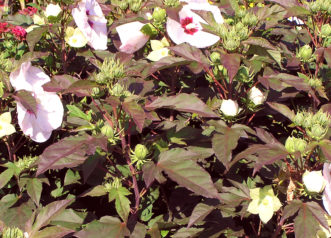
(72, 0), (107, 50)
(166, 18), (187, 45)
(16, 92), (63, 143)
(323, 163), (331, 215)
(183, 28), (220, 48)
(116, 21), (150, 54)
(10, 62), (50, 93)
(186, 3), (224, 24)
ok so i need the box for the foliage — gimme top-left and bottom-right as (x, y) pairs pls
(0, 0), (330, 237)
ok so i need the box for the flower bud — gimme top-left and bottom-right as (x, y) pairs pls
(308, 124), (327, 140)
(101, 124), (114, 139)
(285, 137), (307, 154)
(164, 0), (180, 7)
(129, 0), (142, 12)
(242, 13), (258, 26)
(302, 170), (326, 193)
(248, 87), (265, 105)
(220, 99), (239, 117)
(134, 144), (148, 160)
(152, 7), (166, 23)
(297, 45), (313, 62)
(210, 52), (221, 64)
(45, 3), (62, 18)
(321, 24), (331, 38)
(293, 112), (304, 126)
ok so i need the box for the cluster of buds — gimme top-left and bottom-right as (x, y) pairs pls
(129, 0), (143, 12)
(218, 22), (249, 51)
(296, 45), (314, 63)
(15, 156), (38, 173)
(109, 83), (132, 98)
(111, 0), (129, 10)
(285, 136), (307, 154)
(305, 77), (323, 89)
(321, 24), (331, 38)
(293, 109), (331, 140)
(307, 0), (331, 14)
(1, 227), (25, 238)
(164, 0), (180, 7)
(95, 57), (125, 85)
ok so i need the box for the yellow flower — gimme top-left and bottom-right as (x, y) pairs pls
(0, 112), (16, 138)
(147, 37), (170, 61)
(65, 27), (88, 48)
(247, 186), (282, 223)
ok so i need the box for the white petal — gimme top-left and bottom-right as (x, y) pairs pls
(166, 17), (187, 45)
(116, 21), (149, 54)
(184, 29), (220, 48)
(10, 62), (50, 93)
(0, 112), (12, 124)
(186, 3), (224, 24)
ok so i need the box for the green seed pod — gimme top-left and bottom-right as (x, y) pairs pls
(129, 0), (142, 12)
(2, 227), (24, 238)
(164, 0), (180, 7)
(293, 112), (305, 126)
(285, 137), (296, 154)
(321, 24), (331, 37)
(308, 124), (326, 140)
(297, 45), (313, 62)
(101, 124), (114, 139)
(242, 13), (258, 26)
(152, 7), (166, 23)
(210, 52), (221, 64)
(134, 144), (148, 160)
(295, 138), (307, 153)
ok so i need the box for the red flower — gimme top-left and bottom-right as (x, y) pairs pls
(19, 6), (37, 16)
(11, 26), (27, 41)
(0, 22), (10, 33)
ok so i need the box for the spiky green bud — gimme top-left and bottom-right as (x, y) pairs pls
(134, 144), (148, 160)
(152, 7), (166, 23)
(297, 45), (313, 62)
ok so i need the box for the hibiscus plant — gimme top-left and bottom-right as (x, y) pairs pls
(0, 0), (330, 237)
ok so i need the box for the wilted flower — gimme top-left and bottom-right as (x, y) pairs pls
(323, 163), (331, 215)
(166, 1), (224, 48)
(19, 6), (37, 16)
(0, 112), (16, 138)
(45, 3), (62, 18)
(10, 62), (64, 143)
(302, 170), (326, 193)
(248, 86), (265, 105)
(220, 99), (239, 117)
(11, 26), (27, 41)
(72, 0), (108, 50)
(116, 21), (150, 54)
(65, 26), (88, 48)
(247, 186), (282, 224)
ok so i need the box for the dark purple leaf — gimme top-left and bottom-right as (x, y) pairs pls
(221, 53), (241, 83)
(122, 99), (145, 133)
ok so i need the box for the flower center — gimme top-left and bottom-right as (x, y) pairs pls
(180, 17), (199, 35)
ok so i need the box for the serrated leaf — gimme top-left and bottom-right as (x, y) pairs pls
(83, 185), (107, 197)
(36, 134), (107, 176)
(27, 26), (47, 52)
(74, 216), (129, 238)
(33, 226), (74, 238)
(294, 203), (320, 238)
(122, 99), (145, 133)
(212, 128), (241, 170)
(282, 200), (302, 221)
(115, 194), (131, 223)
(146, 93), (218, 118)
(267, 102), (295, 121)
(157, 148), (220, 199)
(221, 53), (241, 83)
(26, 178), (43, 205)
(30, 199), (72, 236)
(188, 203), (215, 228)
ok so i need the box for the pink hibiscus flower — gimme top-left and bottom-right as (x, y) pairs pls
(167, 1), (224, 48)
(10, 62), (64, 143)
(72, 0), (107, 50)
(116, 21), (149, 54)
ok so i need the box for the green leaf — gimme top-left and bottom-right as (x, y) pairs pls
(64, 169), (81, 186)
(157, 148), (220, 199)
(212, 128), (241, 170)
(282, 200), (302, 221)
(267, 102), (295, 121)
(63, 80), (97, 96)
(30, 199), (73, 236)
(172, 227), (203, 238)
(51, 209), (87, 230)
(6, 13), (33, 26)
(221, 53), (241, 83)
(188, 203), (215, 228)
(36, 134), (107, 176)
(146, 93), (218, 118)
(26, 26), (47, 52)
(0, 168), (14, 189)
(26, 178), (43, 205)
(66, 105), (91, 121)
(33, 226), (74, 238)
(122, 98), (146, 133)
(74, 216), (129, 238)
(115, 193), (131, 223)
